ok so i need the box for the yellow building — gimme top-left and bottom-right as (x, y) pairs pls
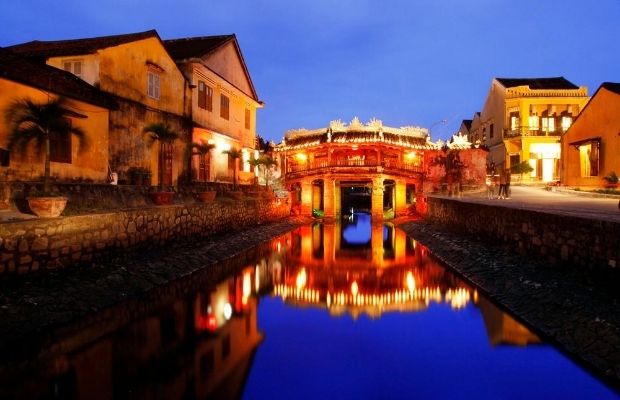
(164, 35), (263, 185)
(562, 82), (620, 188)
(0, 49), (116, 183)
(476, 77), (589, 183)
(8, 30), (192, 186)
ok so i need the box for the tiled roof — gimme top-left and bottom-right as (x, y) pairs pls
(496, 77), (579, 90)
(280, 130), (432, 150)
(0, 49), (117, 109)
(461, 119), (472, 130)
(601, 82), (620, 96)
(163, 35), (234, 60)
(5, 30), (158, 60)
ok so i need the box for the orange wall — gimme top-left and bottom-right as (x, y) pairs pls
(562, 88), (620, 187)
(0, 78), (110, 181)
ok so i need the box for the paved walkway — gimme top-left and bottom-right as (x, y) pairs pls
(448, 185), (620, 222)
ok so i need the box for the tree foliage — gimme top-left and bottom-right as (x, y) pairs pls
(5, 97), (86, 195)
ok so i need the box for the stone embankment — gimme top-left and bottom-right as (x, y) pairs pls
(0, 199), (290, 275)
(399, 219), (620, 389)
(0, 218), (303, 369)
(426, 196), (620, 270)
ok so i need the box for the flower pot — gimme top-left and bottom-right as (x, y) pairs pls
(27, 196), (68, 218)
(149, 191), (175, 205)
(195, 191), (216, 203)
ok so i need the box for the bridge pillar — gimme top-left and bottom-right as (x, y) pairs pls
(371, 177), (384, 220)
(323, 178), (335, 219)
(394, 179), (408, 217)
(300, 180), (313, 217)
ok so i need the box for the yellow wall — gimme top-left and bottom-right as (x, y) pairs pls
(0, 78), (110, 181)
(562, 88), (620, 188)
(184, 62), (258, 151)
(48, 37), (192, 186)
(48, 37), (190, 117)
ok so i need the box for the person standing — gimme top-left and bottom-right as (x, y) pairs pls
(505, 168), (512, 199)
(498, 169), (507, 199)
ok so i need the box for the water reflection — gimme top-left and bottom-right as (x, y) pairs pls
(273, 215), (477, 318)
(0, 219), (616, 399)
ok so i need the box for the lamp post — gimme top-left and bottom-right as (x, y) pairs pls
(429, 119), (448, 139)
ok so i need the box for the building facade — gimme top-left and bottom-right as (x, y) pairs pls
(0, 50), (116, 183)
(164, 35), (262, 185)
(8, 30), (192, 187)
(561, 82), (620, 188)
(478, 77), (589, 182)
(275, 118), (442, 220)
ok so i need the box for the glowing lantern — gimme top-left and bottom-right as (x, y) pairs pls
(296, 268), (307, 290)
(351, 281), (359, 297)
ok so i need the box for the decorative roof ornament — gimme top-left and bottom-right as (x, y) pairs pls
(349, 117), (363, 131)
(329, 119), (346, 132)
(447, 132), (472, 149)
(367, 118), (383, 129)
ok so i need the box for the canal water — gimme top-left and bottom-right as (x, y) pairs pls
(0, 212), (617, 399)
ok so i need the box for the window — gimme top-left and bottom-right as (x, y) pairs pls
(206, 85), (213, 111)
(50, 123), (72, 164)
(561, 116), (573, 132)
(542, 117), (555, 133)
(529, 115), (539, 131)
(509, 154), (520, 169)
(489, 123), (494, 139)
(147, 71), (160, 99)
(509, 112), (520, 131)
(198, 81), (206, 109)
(197, 80), (213, 111)
(0, 148), (9, 167)
(220, 94), (229, 120)
(579, 142), (599, 177)
(63, 60), (82, 78)
(245, 108), (251, 130)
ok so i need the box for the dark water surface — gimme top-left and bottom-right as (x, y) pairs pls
(0, 213), (617, 399)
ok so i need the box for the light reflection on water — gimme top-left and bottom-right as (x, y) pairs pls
(0, 214), (617, 399)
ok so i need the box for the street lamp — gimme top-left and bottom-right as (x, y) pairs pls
(429, 119), (448, 138)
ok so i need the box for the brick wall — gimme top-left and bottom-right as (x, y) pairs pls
(426, 197), (620, 270)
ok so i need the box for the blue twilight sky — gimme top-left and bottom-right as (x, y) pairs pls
(1, 0), (620, 144)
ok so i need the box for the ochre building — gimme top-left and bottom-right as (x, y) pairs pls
(561, 82), (620, 188)
(274, 118), (443, 220)
(469, 77), (589, 183)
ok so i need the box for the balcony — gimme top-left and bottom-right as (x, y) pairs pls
(504, 127), (563, 138)
(285, 159), (424, 178)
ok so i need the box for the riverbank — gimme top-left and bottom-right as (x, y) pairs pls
(0, 218), (306, 364)
(397, 218), (620, 389)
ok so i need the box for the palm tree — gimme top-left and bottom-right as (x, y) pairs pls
(222, 148), (243, 191)
(5, 97), (86, 196)
(259, 155), (277, 191)
(142, 123), (180, 190)
(247, 157), (262, 188)
(188, 142), (215, 181)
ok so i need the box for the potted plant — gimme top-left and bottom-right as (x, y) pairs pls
(188, 142), (217, 202)
(602, 171), (619, 188)
(511, 160), (534, 184)
(222, 148), (243, 199)
(143, 123), (180, 205)
(5, 97), (87, 217)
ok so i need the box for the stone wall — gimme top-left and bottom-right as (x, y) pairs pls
(426, 197), (620, 270)
(0, 199), (290, 275)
